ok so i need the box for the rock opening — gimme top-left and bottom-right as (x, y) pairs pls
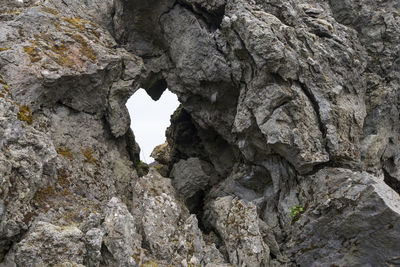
(126, 88), (180, 163)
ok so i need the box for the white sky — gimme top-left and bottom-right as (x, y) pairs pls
(126, 89), (180, 163)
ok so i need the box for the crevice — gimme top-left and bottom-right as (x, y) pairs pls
(232, 28), (257, 73)
(187, 190), (207, 231)
(383, 168), (400, 195)
(123, 128), (140, 166)
(99, 242), (115, 266)
(54, 101), (97, 116)
(297, 81), (328, 150)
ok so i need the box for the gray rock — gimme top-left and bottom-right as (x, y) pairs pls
(284, 168), (400, 266)
(84, 228), (103, 267)
(101, 197), (141, 267)
(132, 169), (226, 266)
(207, 196), (270, 266)
(170, 157), (214, 210)
(5, 221), (85, 266)
(1, 0), (400, 265)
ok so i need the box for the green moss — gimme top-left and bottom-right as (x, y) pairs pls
(289, 205), (303, 218)
(17, 105), (34, 125)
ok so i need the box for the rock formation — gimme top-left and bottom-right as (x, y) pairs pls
(0, 0), (400, 266)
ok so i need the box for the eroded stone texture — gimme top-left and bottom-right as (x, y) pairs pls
(101, 197), (141, 267)
(207, 196), (270, 267)
(1, 0), (400, 266)
(131, 169), (227, 266)
(285, 168), (400, 266)
(170, 157), (215, 211)
(4, 221), (85, 266)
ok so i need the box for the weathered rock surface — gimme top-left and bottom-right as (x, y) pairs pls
(5, 221), (86, 266)
(207, 196), (270, 267)
(100, 197), (141, 267)
(170, 157), (215, 211)
(284, 168), (400, 266)
(1, 0), (400, 266)
(131, 169), (227, 266)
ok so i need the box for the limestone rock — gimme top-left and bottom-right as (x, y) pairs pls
(150, 141), (171, 165)
(1, 0), (400, 265)
(206, 196), (270, 266)
(101, 197), (141, 267)
(170, 157), (215, 211)
(4, 221), (85, 266)
(283, 168), (400, 266)
(132, 169), (227, 266)
(84, 228), (103, 267)
(0, 96), (57, 260)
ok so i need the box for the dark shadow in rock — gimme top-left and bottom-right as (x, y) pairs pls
(142, 73), (168, 101)
(383, 168), (400, 195)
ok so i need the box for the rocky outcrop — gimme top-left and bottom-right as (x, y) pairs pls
(131, 169), (226, 266)
(5, 222), (86, 266)
(170, 157), (215, 212)
(207, 196), (270, 267)
(1, 0), (400, 266)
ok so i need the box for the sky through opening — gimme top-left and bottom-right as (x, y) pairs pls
(126, 89), (180, 163)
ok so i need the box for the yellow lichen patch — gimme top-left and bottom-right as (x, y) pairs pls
(33, 186), (56, 207)
(81, 148), (97, 164)
(0, 75), (11, 94)
(141, 261), (159, 267)
(61, 16), (101, 41)
(51, 21), (62, 31)
(50, 43), (74, 67)
(31, 33), (75, 68)
(57, 168), (71, 187)
(57, 147), (74, 160)
(0, 8), (21, 16)
(62, 17), (88, 31)
(17, 105), (34, 125)
(70, 33), (97, 61)
(0, 75), (6, 86)
(40, 7), (58, 16)
(0, 47), (10, 52)
(23, 46), (42, 63)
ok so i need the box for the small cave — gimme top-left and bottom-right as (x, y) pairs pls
(126, 83), (180, 164)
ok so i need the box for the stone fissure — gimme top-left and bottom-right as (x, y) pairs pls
(297, 82), (328, 144)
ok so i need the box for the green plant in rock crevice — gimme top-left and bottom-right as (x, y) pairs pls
(289, 205), (303, 218)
